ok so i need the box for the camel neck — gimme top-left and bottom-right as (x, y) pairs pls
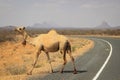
(23, 31), (36, 46)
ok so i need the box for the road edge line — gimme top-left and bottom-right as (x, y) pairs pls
(92, 39), (113, 80)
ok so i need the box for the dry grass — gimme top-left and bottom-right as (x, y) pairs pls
(0, 36), (94, 80)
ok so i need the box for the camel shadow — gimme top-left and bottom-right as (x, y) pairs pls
(53, 70), (87, 74)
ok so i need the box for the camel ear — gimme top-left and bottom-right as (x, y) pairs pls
(23, 27), (25, 30)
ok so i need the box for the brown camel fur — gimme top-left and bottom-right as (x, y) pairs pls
(14, 26), (77, 75)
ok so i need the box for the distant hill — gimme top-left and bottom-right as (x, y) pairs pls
(29, 22), (88, 29)
(0, 26), (16, 31)
(95, 21), (112, 29)
(113, 26), (120, 29)
(29, 22), (62, 29)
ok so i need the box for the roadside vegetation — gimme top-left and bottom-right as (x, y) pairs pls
(0, 28), (120, 42)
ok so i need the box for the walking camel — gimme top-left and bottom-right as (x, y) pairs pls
(15, 26), (77, 75)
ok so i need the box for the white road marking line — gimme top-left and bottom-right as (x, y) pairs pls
(92, 39), (113, 80)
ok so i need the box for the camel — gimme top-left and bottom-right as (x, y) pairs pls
(14, 26), (77, 75)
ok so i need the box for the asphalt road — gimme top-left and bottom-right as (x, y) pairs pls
(27, 37), (120, 80)
(97, 37), (120, 80)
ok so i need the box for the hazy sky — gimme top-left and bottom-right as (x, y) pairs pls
(0, 0), (120, 28)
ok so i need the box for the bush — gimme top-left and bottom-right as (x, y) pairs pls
(6, 64), (27, 75)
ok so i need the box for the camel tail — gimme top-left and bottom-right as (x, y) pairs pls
(66, 40), (72, 53)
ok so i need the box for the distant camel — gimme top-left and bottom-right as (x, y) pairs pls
(15, 26), (77, 75)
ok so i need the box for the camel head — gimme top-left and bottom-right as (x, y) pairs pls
(15, 26), (27, 45)
(14, 26), (25, 33)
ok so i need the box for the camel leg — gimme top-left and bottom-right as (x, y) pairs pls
(60, 51), (67, 73)
(46, 52), (53, 73)
(68, 50), (77, 74)
(27, 50), (41, 75)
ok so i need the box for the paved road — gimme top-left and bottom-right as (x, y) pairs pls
(27, 37), (120, 80)
(97, 37), (120, 80)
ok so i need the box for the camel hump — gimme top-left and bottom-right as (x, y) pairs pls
(48, 29), (58, 35)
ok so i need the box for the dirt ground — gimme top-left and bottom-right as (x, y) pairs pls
(0, 36), (94, 80)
